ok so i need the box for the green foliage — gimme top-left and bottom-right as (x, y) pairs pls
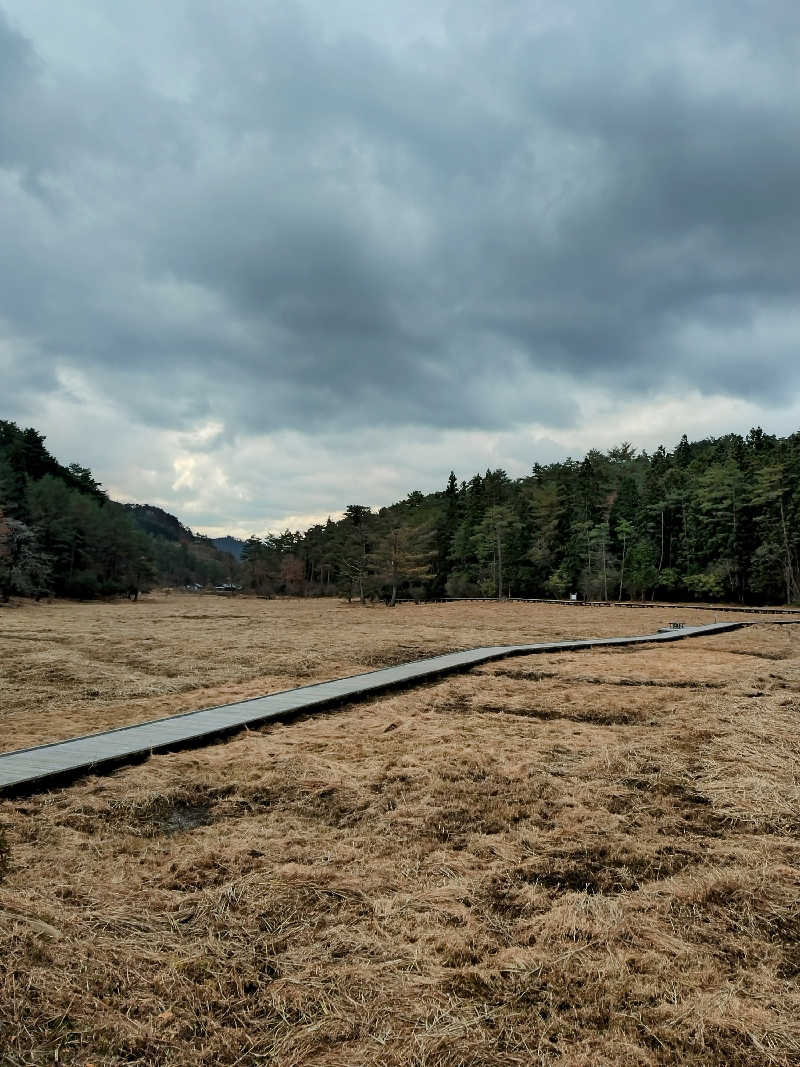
(24, 476), (155, 598)
(472, 505), (520, 598)
(544, 564), (571, 599)
(0, 420), (106, 514)
(626, 540), (658, 600)
(295, 431), (800, 605)
(683, 570), (727, 600)
(4, 418), (800, 606)
(372, 515), (436, 604)
(445, 570), (482, 598)
(0, 420), (245, 600)
(124, 503), (193, 542)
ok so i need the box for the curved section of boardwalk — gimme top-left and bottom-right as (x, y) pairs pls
(0, 622), (745, 797)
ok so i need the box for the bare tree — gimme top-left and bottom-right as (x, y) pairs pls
(0, 517), (52, 601)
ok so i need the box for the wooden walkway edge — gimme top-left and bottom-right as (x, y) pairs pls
(0, 622), (746, 797)
(402, 597), (800, 616)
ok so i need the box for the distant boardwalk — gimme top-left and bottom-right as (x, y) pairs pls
(408, 597), (800, 615)
(0, 622), (749, 797)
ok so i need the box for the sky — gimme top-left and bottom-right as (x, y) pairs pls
(2, 1), (800, 538)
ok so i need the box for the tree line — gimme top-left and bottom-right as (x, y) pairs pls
(241, 428), (800, 605)
(0, 422), (235, 600)
(3, 420), (799, 604)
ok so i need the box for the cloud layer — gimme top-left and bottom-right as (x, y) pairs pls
(3, 1), (800, 532)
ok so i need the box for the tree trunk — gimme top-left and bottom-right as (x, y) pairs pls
(584, 524), (592, 600)
(618, 537), (626, 601)
(778, 498), (796, 604)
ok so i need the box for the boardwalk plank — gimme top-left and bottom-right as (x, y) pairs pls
(0, 622), (744, 796)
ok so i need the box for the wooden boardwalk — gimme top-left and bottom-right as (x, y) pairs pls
(404, 597), (800, 616)
(0, 622), (745, 797)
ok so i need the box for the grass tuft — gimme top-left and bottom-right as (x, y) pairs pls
(1, 599), (799, 1063)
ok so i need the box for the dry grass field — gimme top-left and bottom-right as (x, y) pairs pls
(0, 594), (785, 751)
(1, 596), (799, 1065)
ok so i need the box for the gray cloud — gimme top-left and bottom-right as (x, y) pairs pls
(2, 0), (800, 527)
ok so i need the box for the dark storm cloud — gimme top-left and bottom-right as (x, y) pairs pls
(2, 0), (800, 442)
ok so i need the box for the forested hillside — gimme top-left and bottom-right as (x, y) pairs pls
(241, 429), (800, 605)
(2, 420), (799, 604)
(0, 422), (235, 600)
(123, 504), (238, 589)
(211, 536), (246, 561)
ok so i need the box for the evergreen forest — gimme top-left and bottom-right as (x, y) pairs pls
(2, 419), (799, 605)
(244, 428), (800, 606)
(0, 421), (236, 601)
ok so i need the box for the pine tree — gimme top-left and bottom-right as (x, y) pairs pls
(374, 517), (435, 605)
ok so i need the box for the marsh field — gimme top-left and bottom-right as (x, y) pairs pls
(1, 596), (799, 1065)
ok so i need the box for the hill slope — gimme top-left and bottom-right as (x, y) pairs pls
(211, 535), (246, 560)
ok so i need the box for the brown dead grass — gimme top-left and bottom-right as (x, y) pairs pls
(0, 600), (799, 1064)
(0, 593), (793, 750)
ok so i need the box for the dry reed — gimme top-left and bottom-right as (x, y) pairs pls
(0, 599), (798, 1064)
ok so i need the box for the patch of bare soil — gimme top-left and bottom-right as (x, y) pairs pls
(0, 604), (799, 1064)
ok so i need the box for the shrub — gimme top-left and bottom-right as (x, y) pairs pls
(445, 571), (482, 598)
(64, 570), (100, 600)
